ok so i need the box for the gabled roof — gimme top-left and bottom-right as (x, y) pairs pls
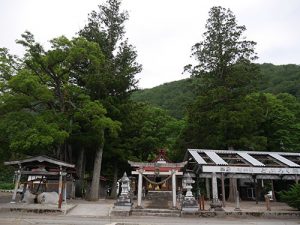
(4, 155), (75, 168)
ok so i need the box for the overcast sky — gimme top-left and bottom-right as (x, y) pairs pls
(1, 0), (300, 88)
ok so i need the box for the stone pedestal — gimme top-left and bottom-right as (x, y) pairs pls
(181, 198), (199, 212)
(209, 200), (224, 211)
(111, 172), (132, 216)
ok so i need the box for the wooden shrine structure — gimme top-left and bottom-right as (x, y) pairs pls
(4, 155), (75, 209)
(185, 149), (300, 204)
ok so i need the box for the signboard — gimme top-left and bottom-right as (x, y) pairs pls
(202, 166), (300, 175)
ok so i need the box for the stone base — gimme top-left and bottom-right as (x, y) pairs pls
(114, 194), (132, 207)
(111, 206), (132, 216)
(181, 198), (199, 212)
(209, 201), (224, 211)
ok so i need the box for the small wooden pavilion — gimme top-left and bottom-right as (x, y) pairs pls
(4, 155), (75, 209)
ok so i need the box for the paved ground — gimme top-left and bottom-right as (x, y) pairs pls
(0, 214), (299, 225)
(1, 192), (299, 225)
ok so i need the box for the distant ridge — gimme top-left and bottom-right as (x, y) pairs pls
(131, 63), (300, 119)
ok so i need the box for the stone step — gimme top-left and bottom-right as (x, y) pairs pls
(131, 208), (181, 217)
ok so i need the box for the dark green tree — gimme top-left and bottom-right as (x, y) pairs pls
(79, 0), (142, 103)
(78, 0), (142, 197)
(183, 6), (259, 150)
(185, 6), (259, 95)
(183, 6), (260, 202)
(0, 33), (122, 200)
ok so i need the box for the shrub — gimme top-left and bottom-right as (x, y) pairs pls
(279, 183), (300, 210)
(0, 182), (14, 190)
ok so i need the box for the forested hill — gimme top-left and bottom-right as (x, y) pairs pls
(131, 63), (300, 118)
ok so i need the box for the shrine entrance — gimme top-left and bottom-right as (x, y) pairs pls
(129, 150), (186, 209)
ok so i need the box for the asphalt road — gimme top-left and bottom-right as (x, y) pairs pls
(0, 213), (299, 225)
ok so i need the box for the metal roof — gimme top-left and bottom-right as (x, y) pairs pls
(189, 150), (207, 165)
(205, 151), (228, 165)
(187, 149), (300, 168)
(268, 153), (300, 168)
(237, 152), (265, 167)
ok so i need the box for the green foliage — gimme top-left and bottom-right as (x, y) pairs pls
(185, 6), (259, 95)
(132, 63), (300, 120)
(0, 183), (14, 190)
(112, 102), (184, 162)
(279, 184), (300, 210)
(131, 79), (196, 119)
(259, 63), (300, 98)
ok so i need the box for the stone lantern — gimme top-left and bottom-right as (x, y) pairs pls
(112, 172), (133, 216)
(181, 173), (199, 212)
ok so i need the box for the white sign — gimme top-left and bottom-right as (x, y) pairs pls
(202, 166), (300, 175)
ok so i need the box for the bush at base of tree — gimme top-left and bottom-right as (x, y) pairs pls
(279, 184), (300, 210)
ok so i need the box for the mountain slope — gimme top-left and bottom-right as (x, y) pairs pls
(132, 63), (300, 118)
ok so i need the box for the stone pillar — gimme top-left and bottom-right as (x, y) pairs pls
(210, 172), (223, 211)
(172, 170), (176, 208)
(137, 170), (143, 208)
(211, 172), (218, 202)
(11, 167), (21, 203)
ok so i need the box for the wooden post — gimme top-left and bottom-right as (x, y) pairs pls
(58, 166), (63, 209)
(201, 195), (205, 210)
(255, 178), (258, 204)
(221, 173), (226, 207)
(11, 166), (21, 203)
(265, 194), (271, 211)
(63, 175), (67, 204)
(271, 180), (276, 202)
(205, 178), (210, 200)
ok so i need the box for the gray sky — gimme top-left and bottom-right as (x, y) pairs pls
(1, 0), (300, 89)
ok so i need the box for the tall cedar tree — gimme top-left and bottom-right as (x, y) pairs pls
(78, 0), (142, 200)
(183, 7), (259, 202)
(183, 6), (259, 149)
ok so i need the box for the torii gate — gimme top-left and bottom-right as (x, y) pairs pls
(129, 150), (187, 208)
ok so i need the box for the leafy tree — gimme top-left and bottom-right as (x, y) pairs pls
(73, 99), (120, 200)
(280, 184), (300, 210)
(185, 6), (259, 96)
(78, 0), (142, 198)
(79, 0), (142, 103)
(0, 33), (123, 201)
(183, 6), (260, 202)
(183, 6), (259, 149)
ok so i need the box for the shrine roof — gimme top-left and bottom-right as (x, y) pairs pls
(128, 161), (187, 169)
(4, 155), (75, 168)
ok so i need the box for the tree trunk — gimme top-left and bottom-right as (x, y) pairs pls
(227, 178), (237, 202)
(75, 147), (85, 198)
(89, 141), (104, 201)
(111, 164), (119, 199)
